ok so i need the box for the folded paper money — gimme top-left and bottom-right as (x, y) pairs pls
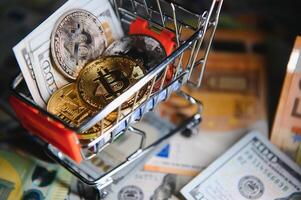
(181, 131), (301, 200)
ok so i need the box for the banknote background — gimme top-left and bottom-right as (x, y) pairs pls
(181, 132), (301, 200)
(1, 0), (301, 199)
(0, 150), (71, 200)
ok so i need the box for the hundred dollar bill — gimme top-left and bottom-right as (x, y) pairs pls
(181, 132), (301, 200)
(105, 170), (192, 200)
(0, 150), (71, 200)
(13, 0), (123, 107)
(271, 37), (301, 165)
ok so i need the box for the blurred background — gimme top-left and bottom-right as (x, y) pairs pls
(0, 0), (301, 199)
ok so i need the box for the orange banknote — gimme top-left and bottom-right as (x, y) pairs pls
(271, 37), (301, 164)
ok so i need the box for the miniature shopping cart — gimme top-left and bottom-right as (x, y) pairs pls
(9, 0), (223, 197)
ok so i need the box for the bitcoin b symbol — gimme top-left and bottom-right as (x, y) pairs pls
(94, 68), (130, 101)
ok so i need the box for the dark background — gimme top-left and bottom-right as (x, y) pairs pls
(0, 0), (301, 134)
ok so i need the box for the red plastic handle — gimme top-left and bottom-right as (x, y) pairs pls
(9, 96), (82, 163)
(129, 18), (176, 56)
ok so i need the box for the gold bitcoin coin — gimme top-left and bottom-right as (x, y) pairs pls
(77, 56), (148, 110)
(47, 83), (117, 140)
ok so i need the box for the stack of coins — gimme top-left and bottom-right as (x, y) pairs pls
(47, 83), (118, 140)
(48, 9), (172, 141)
(47, 55), (147, 140)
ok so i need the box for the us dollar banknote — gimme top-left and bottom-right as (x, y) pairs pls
(13, 0), (123, 107)
(271, 36), (301, 165)
(181, 132), (301, 200)
(105, 170), (192, 200)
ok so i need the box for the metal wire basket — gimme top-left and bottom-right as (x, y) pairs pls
(9, 0), (223, 194)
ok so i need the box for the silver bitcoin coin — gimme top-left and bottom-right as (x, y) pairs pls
(103, 35), (166, 72)
(51, 9), (107, 80)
